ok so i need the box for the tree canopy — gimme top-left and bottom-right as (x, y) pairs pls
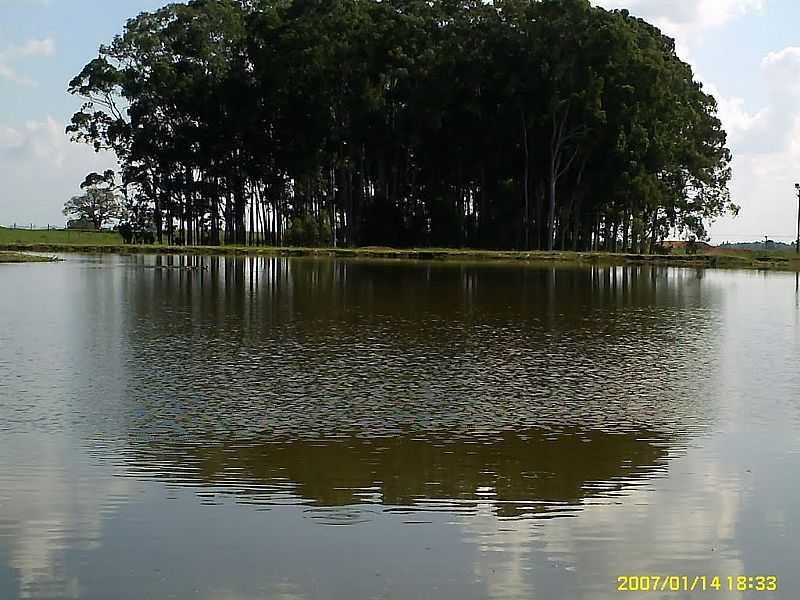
(67, 0), (737, 250)
(63, 181), (122, 230)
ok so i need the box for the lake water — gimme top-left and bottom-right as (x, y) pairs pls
(1, 255), (799, 599)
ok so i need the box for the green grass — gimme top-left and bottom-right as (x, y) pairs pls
(2, 230), (800, 271)
(0, 227), (122, 245)
(0, 251), (59, 263)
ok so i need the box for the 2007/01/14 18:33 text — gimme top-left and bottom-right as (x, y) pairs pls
(617, 575), (778, 593)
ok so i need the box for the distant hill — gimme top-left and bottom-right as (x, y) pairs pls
(719, 241), (797, 251)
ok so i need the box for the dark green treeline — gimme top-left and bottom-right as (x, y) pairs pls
(67, 0), (737, 251)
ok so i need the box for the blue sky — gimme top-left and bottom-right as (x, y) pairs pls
(1, 0), (799, 242)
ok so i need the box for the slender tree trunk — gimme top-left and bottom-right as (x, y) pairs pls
(547, 167), (557, 251)
(249, 181), (255, 247)
(611, 217), (619, 253)
(153, 172), (163, 245)
(233, 172), (246, 246)
(622, 209), (629, 253)
(521, 109), (530, 251)
(330, 165), (337, 248)
(534, 181), (544, 250)
(572, 198), (582, 252)
(480, 164), (488, 248)
(649, 208), (660, 254)
(185, 167), (193, 246)
(210, 178), (220, 246)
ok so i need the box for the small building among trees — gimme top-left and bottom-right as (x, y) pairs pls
(67, 217), (98, 230)
(662, 240), (713, 254)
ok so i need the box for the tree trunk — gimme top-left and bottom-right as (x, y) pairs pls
(649, 209), (659, 254)
(622, 209), (629, 253)
(521, 109), (530, 251)
(611, 217), (619, 253)
(547, 169), (557, 251)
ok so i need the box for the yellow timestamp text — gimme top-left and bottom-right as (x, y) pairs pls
(617, 575), (778, 593)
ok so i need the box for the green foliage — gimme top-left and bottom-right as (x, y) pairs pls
(284, 213), (333, 248)
(66, 0), (737, 252)
(63, 186), (122, 230)
(117, 193), (155, 244)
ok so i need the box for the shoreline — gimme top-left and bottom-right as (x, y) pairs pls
(2, 242), (799, 271)
(0, 251), (59, 264)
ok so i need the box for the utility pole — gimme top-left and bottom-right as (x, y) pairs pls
(795, 183), (800, 254)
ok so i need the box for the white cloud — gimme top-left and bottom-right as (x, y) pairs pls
(5, 37), (56, 59)
(759, 48), (800, 156)
(0, 124), (25, 147)
(710, 45), (800, 242)
(0, 61), (35, 85)
(0, 436), (130, 599)
(595, 1), (766, 69)
(0, 116), (67, 167)
(596, 0), (765, 30)
(459, 445), (748, 600)
(0, 115), (117, 228)
(0, 37), (55, 85)
(704, 84), (767, 147)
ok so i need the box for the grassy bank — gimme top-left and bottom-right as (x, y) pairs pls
(3, 238), (800, 270)
(3, 227), (800, 269)
(0, 226), (122, 245)
(0, 251), (59, 263)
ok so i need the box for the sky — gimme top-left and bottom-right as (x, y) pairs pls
(1, 0), (799, 243)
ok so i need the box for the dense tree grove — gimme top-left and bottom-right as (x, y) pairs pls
(67, 0), (737, 250)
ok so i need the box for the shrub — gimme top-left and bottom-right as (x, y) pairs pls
(285, 213), (332, 247)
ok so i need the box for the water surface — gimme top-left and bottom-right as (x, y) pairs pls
(1, 255), (799, 599)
